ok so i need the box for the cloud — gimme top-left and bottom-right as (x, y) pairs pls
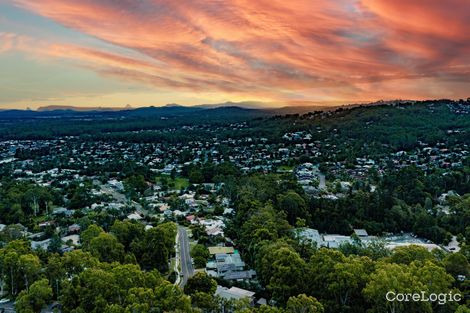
(7, 0), (470, 103)
(0, 32), (30, 53)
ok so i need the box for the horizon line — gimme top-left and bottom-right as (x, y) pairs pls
(0, 98), (458, 112)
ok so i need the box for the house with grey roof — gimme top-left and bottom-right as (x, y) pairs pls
(215, 286), (255, 305)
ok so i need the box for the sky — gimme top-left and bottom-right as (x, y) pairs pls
(0, 0), (469, 109)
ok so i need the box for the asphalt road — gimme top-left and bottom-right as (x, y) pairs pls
(0, 298), (63, 312)
(319, 173), (326, 189)
(0, 301), (15, 313)
(178, 227), (194, 288)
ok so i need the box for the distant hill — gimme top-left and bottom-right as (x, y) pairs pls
(0, 104), (274, 140)
(194, 101), (270, 109)
(35, 101), (269, 112)
(31, 99), (417, 116)
(37, 105), (131, 112)
(0, 103), (272, 120)
(2, 99), (459, 120)
(0, 98), (468, 141)
(3, 101), (346, 120)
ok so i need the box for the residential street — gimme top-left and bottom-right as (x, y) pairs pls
(0, 301), (15, 312)
(177, 227), (194, 288)
(319, 173), (326, 189)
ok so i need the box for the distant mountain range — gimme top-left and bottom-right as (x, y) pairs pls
(33, 101), (270, 112)
(0, 104), (267, 120)
(0, 99), (424, 120)
(0, 101), (339, 120)
(0, 98), (465, 140)
(36, 105), (132, 112)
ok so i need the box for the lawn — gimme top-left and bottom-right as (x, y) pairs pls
(277, 165), (295, 171)
(172, 177), (190, 189)
(156, 175), (190, 190)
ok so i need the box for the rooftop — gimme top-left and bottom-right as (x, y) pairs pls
(354, 229), (369, 237)
(215, 286), (255, 301)
(208, 246), (234, 255)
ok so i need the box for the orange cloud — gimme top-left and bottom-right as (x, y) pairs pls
(8, 0), (470, 103)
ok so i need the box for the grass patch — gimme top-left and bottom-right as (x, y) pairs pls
(278, 165), (294, 171)
(156, 175), (190, 190)
(172, 177), (190, 189)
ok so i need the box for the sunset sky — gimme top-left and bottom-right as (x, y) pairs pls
(1, 0), (469, 109)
